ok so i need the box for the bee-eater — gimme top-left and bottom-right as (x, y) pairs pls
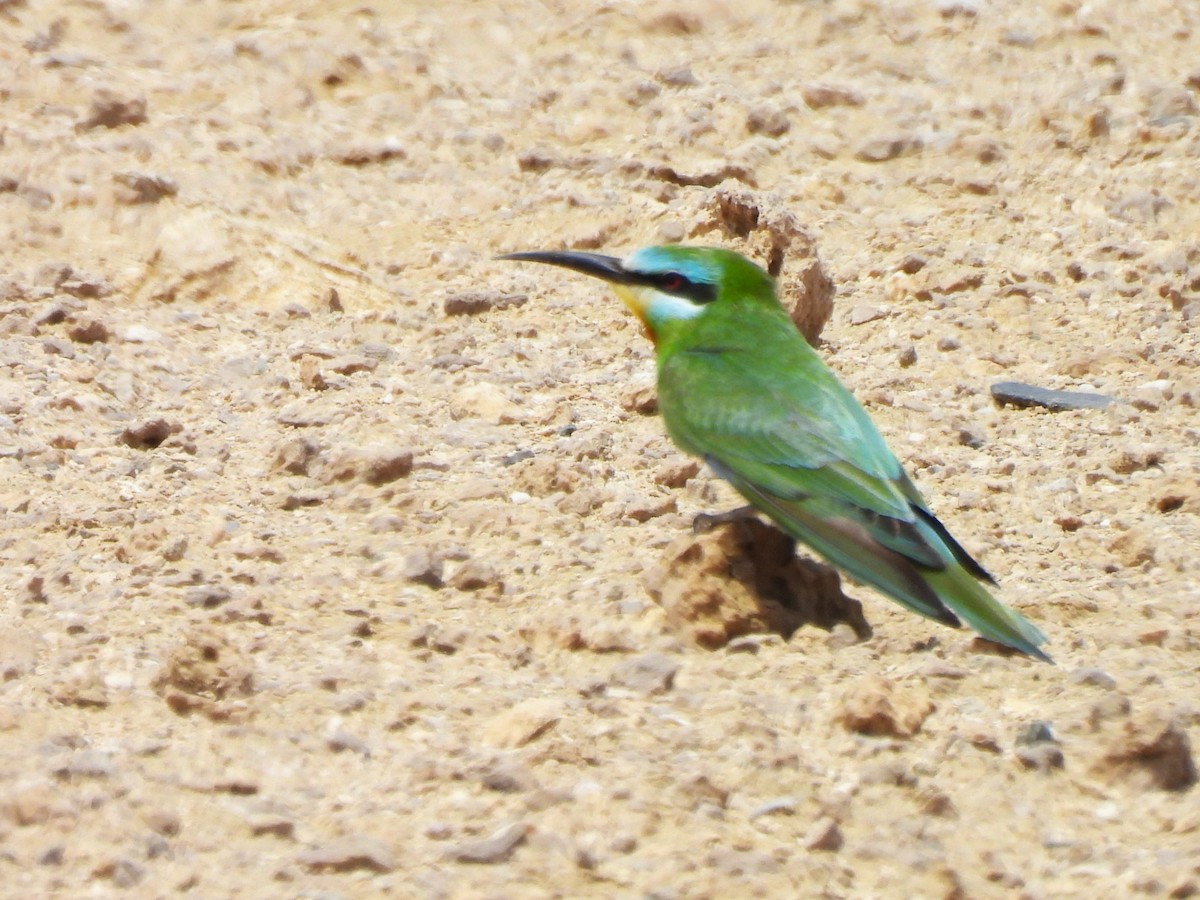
(499, 246), (1050, 662)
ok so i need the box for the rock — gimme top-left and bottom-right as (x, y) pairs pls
(315, 444), (413, 485)
(276, 401), (331, 427)
(54, 749), (116, 779)
(327, 353), (378, 376)
(247, 814), (295, 838)
(657, 220), (686, 243)
(709, 847), (781, 875)
(1015, 743), (1065, 772)
(143, 809), (181, 837)
(654, 458), (700, 488)
(991, 381), (1117, 411)
(450, 382), (522, 423)
(1088, 693), (1131, 727)
(745, 106), (790, 137)
(1108, 527), (1155, 568)
(410, 622), (467, 654)
(582, 619), (641, 653)
(801, 83), (864, 109)
(691, 187), (834, 343)
(1070, 668), (1118, 690)
(656, 64), (697, 86)
(360, 448), (413, 485)
(272, 435), (320, 475)
(860, 760), (918, 787)
(957, 427), (985, 449)
(330, 139), (406, 166)
(1094, 710), (1197, 791)
(748, 796), (798, 820)
(121, 324), (163, 343)
(648, 161), (754, 189)
(482, 698), (562, 748)
(402, 549), (443, 588)
(931, 268), (984, 294)
(558, 487), (609, 516)
(481, 760), (536, 793)
(620, 384), (658, 414)
(298, 354), (327, 390)
(643, 517), (868, 649)
(298, 835), (396, 873)
(93, 858), (145, 887)
(674, 773), (730, 813)
(185, 585), (231, 609)
(1108, 191), (1171, 223)
(855, 135), (923, 162)
(848, 304), (886, 326)
(119, 419), (181, 450)
(836, 676), (935, 738)
(447, 821), (530, 864)
(151, 628), (254, 720)
(623, 493), (677, 522)
(898, 345), (918, 368)
(1131, 380), (1173, 411)
(444, 291), (528, 316)
(43, 336), (75, 358)
(67, 320), (110, 343)
(1015, 721), (1056, 746)
(326, 730), (370, 756)
(79, 89), (147, 130)
(609, 653), (679, 695)
(113, 171), (178, 204)
(803, 817), (844, 852)
(446, 558), (500, 591)
(281, 491), (326, 510)
(936, 335), (961, 352)
(502, 449), (535, 467)
(1110, 445), (1163, 474)
(0, 627), (39, 680)
(3, 781), (72, 826)
(53, 668), (110, 708)
(825, 623), (860, 651)
(38, 846), (64, 866)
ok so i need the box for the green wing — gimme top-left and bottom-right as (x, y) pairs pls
(657, 332), (1049, 660)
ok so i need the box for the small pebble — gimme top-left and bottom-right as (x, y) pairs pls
(298, 835), (396, 873)
(447, 822), (529, 864)
(804, 817), (843, 852)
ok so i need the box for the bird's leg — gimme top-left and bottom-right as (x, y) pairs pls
(692, 505), (758, 535)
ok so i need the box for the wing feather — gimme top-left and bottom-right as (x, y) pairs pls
(660, 342), (947, 573)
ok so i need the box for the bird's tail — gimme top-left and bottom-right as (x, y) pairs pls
(714, 461), (1051, 662)
(922, 563), (1051, 662)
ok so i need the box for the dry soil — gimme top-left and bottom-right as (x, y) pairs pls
(1, 1), (1199, 898)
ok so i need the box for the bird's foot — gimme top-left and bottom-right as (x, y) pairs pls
(691, 505), (758, 535)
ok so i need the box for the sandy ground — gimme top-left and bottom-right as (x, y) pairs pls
(1, 1), (1199, 896)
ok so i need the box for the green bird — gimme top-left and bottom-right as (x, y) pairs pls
(499, 246), (1050, 662)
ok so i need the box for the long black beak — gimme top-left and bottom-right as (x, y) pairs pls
(496, 250), (637, 285)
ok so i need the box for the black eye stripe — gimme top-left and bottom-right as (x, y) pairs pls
(644, 271), (717, 304)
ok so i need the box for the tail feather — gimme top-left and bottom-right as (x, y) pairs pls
(923, 564), (1051, 662)
(723, 470), (960, 627)
(712, 458), (1051, 662)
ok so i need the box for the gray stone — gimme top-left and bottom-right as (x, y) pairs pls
(991, 381), (1117, 411)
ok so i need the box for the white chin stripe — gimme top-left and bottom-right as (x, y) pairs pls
(639, 288), (705, 323)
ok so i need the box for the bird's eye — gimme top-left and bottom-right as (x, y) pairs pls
(662, 273), (685, 291)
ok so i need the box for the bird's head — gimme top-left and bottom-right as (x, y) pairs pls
(498, 245), (775, 344)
